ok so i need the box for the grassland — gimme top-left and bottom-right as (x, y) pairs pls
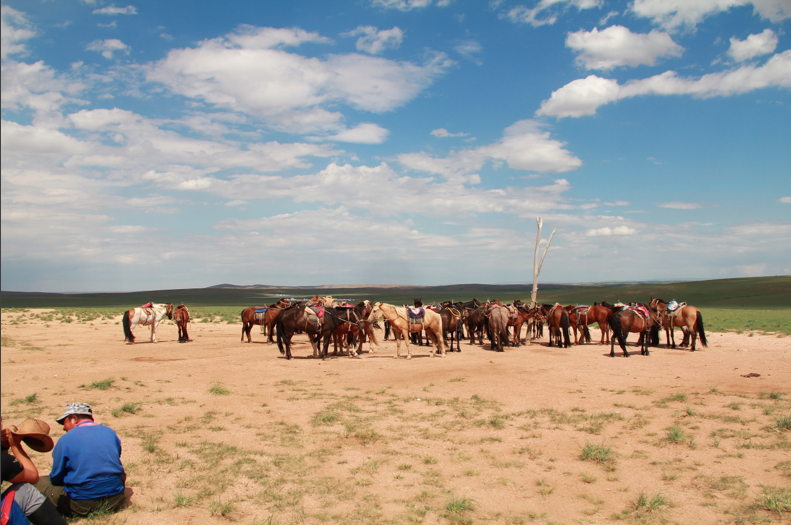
(2, 276), (790, 335)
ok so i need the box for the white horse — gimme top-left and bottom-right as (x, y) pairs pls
(122, 303), (173, 344)
(368, 302), (445, 359)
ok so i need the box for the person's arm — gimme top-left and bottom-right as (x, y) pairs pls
(48, 441), (67, 486)
(3, 430), (39, 484)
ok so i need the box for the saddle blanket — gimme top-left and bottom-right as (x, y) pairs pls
(254, 307), (267, 314)
(140, 302), (153, 309)
(407, 307), (425, 319)
(627, 306), (651, 319)
(309, 306), (324, 318)
(667, 301), (686, 312)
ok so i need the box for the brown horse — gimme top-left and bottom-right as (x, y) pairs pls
(275, 303), (351, 360)
(174, 303), (191, 343)
(564, 304), (614, 345)
(368, 302), (445, 359)
(437, 306), (464, 352)
(609, 306), (659, 357)
(649, 297), (708, 352)
(463, 306), (487, 345)
(539, 304), (571, 348)
(241, 298), (291, 343)
(328, 301), (380, 357)
(508, 304), (539, 346)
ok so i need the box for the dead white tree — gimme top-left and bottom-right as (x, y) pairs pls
(530, 217), (556, 308)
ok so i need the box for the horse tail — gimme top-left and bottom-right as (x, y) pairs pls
(122, 310), (134, 342)
(276, 315), (285, 354)
(560, 309), (571, 348)
(649, 325), (660, 346)
(696, 311), (708, 347)
(610, 312), (625, 350)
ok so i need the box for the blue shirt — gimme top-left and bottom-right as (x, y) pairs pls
(49, 422), (125, 500)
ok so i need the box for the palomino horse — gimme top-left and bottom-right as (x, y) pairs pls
(649, 297), (708, 352)
(487, 304), (510, 352)
(241, 298), (291, 344)
(174, 303), (191, 343)
(609, 306), (659, 357)
(539, 304), (571, 348)
(275, 304), (349, 360)
(368, 302), (445, 359)
(122, 303), (173, 344)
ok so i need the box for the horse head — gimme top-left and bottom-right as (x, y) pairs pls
(413, 298), (423, 307)
(166, 303), (174, 319)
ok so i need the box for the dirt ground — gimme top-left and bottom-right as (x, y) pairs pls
(1, 310), (790, 525)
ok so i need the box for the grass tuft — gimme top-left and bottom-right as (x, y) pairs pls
(209, 383), (231, 396)
(580, 442), (616, 470)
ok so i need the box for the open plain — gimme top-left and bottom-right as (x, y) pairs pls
(2, 309), (790, 524)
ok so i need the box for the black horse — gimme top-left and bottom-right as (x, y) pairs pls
(276, 304), (352, 360)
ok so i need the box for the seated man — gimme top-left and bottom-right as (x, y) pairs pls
(34, 403), (126, 518)
(2, 417), (67, 525)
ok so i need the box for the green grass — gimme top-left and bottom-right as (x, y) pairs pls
(209, 383), (231, 396)
(9, 393), (39, 405)
(112, 402), (142, 417)
(580, 442), (616, 470)
(85, 378), (115, 390)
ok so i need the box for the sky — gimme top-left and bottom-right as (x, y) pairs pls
(1, 0), (790, 293)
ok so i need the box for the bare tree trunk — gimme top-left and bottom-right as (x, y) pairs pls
(530, 218), (555, 308)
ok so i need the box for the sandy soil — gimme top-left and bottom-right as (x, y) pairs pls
(1, 310), (790, 524)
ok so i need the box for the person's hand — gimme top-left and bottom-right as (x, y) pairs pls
(1, 427), (11, 450)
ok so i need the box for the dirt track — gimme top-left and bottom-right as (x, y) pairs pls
(2, 311), (790, 524)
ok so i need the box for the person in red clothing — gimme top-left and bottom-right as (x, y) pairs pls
(1, 417), (67, 525)
(34, 403), (126, 518)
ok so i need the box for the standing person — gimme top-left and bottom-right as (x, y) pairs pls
(1, 417), (67, 525)
(34, 403), (126, 518)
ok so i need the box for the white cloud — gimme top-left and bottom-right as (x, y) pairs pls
(343, 26), (403, 54)
(728, 29), (778, 62)
(503, 0), (604, 27)
(659, 202), (707, 209)
(536, 75), (620, 118)
(400, 120), (582, 179)
(631, 0), (791, 31)
(371, 0), (435, 11)
(585, 226), (637, 236)
(322, 123), (390, 144)
(92, 5), (138, 15)
(538, 50), (791, 118)
(566, 26), (683, 70)
(86, 38), (130, 59)
(1, 6), (36, 59)
(431, 128), (469, 138)
(1, 60), (83, 113)
(146, 26), (453, 134)
(454, 40), (482, 64)
(778, 196), (791, 203)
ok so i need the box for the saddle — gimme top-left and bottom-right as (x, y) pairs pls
(140, 302), (153, 309)
(627, 306), (651, 319)
(407, 306), (425, 326)
(304, 306), (323, 331)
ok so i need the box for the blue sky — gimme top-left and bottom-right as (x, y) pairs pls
(2, 0), (790, 292)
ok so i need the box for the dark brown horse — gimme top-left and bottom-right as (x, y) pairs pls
(276, 304), (352, 360)
(241, 298), (290, 343)
(174, 303), (191, 343)
(649, 297), (708, 352)
(437, 306), (464, 352)
(463, 306), (487, 345)
(609, 306), (659, 357)
(539, 304), (571, 348)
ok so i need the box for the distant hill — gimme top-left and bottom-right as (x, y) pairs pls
(2, 276), (789, 309)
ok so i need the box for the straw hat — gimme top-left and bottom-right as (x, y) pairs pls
(10, 418), (55, 453)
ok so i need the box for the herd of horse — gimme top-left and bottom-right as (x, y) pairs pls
(121, 296), (707, 359)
